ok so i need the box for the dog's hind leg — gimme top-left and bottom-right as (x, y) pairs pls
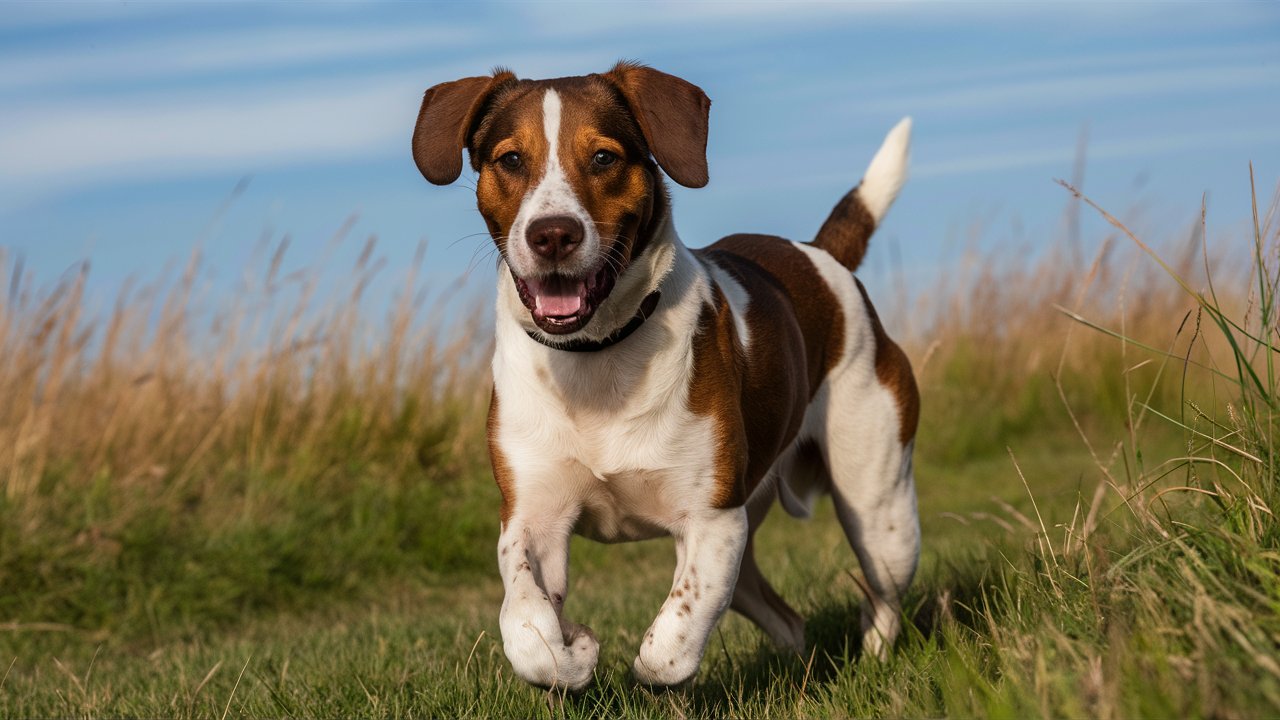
(730, 482), (805, 652)
(821, 378), (920, 660)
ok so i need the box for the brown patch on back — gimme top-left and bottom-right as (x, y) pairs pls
(708, 235), (846, 390)
(812, 187), (878, 271)
(689, 235), (845, 508)
(487, 388), (516, 528)
(855, 280), (919, 444)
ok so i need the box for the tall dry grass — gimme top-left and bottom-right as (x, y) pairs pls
(0, 234), (489, 498)
(0, 229), (494, 638)
(901, 183), (1257, 470)
(920, 175), (1280, 717)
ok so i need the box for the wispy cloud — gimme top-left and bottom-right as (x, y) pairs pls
(0, 45), (612, 206)
(914, 126), (1280, 180)
(0, 73), (419, 197)
(858, 62), (1280, 116)
(716, 121), (1278, 192)
(0, 2), (183, 30)
(2, 0), (1274, 215)
(516, 0), (1270, 39)
(0, 23), (480, 95)
(850, 41), (1279, 97)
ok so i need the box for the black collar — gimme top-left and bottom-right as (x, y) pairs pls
(526, 291), (661, 353)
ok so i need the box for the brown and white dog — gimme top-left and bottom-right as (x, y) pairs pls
(412, 62), (919, 691)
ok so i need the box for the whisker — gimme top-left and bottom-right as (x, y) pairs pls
(448, 231), (496, 250)
(466, 244), (503, 277)
(599, 239), (628, 276)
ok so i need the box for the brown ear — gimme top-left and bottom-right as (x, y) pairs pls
(412, 71), (515, 185)
(603, 62), (710, 188)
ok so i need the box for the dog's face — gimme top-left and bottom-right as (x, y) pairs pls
(413, 63), (710, 335)
(472, 77), (655, 336)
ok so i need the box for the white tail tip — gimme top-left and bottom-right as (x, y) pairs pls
(859, 116), (912, 223)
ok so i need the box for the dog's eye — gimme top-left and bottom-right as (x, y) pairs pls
(591, 150), (618, 168)
(498, 152), (522, 170)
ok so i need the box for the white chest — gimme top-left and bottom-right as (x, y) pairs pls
(489, 239), (725, 541)
(492, 336), (720, 541)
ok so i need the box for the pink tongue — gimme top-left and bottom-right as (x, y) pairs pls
(529, 276), (585, 317)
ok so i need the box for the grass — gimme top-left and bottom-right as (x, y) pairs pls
(0, 235), (496, 641)
(2, 178), (1279, 717)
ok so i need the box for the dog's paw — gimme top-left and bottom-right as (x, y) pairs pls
(505, 619), (599, 692)
(860, 628), (890, 662)
(631, 640), (700, 688)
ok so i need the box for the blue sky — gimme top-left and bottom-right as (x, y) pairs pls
(2, 1), (1277, 313)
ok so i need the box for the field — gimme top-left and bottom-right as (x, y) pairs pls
(2, 182), (1278, 718)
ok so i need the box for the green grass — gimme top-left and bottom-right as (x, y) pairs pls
(3, 183), (1279, 717)
(0, 456), (1071, 718)
(9, 436), (1272, 718)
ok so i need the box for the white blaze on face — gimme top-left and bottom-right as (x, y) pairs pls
(506, 89), (600, 282)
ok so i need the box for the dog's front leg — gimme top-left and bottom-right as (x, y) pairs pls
(633, 506), (748, 686)
(498, 519), (598, 692)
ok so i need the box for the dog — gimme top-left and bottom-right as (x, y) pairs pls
(412, 62), (919, 691)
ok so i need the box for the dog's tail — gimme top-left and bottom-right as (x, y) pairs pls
(811, 117), (912, 272)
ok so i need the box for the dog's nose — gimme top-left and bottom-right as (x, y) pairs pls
(526, 216), (584, 261)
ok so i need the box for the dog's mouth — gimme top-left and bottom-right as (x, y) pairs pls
(514, 261), (619, 335)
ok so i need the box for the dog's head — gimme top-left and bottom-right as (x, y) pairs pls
(413, 62), (709, 336)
